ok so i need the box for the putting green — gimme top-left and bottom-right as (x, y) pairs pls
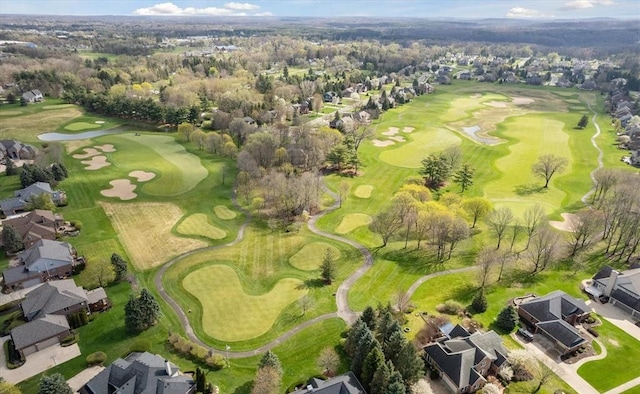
(379, 127), (461, 168)
(289, 242), (341, 270)
(483, 115), (571, 218)
(43, 104), (76, 109)
(335, 213), (373, 234)
(214, 205), (237, 220)
(183, 265), (307, 341)
(177, 214), (227, 240)
(354, 185), (373, 198)
(64, 122), (102, 131)
(117, 134), (207, 196)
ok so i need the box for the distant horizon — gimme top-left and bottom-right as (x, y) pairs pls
(0, 0), (638, 19)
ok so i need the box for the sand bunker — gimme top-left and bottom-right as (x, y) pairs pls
(485, 101), (508, 108)
(95, 120), (105, 124)
(382, 127), (400, 136)
(549, 213), (579, 232)
(372, 139), (395, 147)
(101, 179), (137, 200)
(512, 97), (535, 105)
(73, 148), (101, 159)
(388, 136), (406, 142)
(402, 127), (415, 133)
(129, 170), (155, 182)
(81, 155), (110, 170)
(95, 144), (116, 152)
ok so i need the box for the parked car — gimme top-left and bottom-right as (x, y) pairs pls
(517, 328), (534, 341)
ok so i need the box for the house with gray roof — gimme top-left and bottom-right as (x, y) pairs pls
(424, 327), (509, 394)
(590, 264), (640, 319)
(21, 89), (43, 103)
(80, 352), (196, 394)
(0, 182), (67, 216)
(10, 313), (71, 356)
(0, 139), (36, 163)
(20, 279), (88, 321)
(517, 291), (588, 355)
(2, 239), (79, 290)
(291, 372), (365, 394)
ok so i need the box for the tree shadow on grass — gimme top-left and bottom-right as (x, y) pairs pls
(501, 267), (543, 288)
(233, 381), (253, 394)
(514, 183), (546, 196)
(301, 278), (326, 289)
(382, 248), (445, 275)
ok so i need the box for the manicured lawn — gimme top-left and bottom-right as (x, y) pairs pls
(353, 184), (373, 198)
(177, 213), (227, 240)
(289, 242), (340, 271)
(214, 205), (237, 220)
(0, 105), (82, 142)
(334, 213), (373, 234)
(101, 201), (207, 270)
(578, 319), (640, 392)
(378, 127), (462, 168)
(184, 264), (307, 342)
(64, 121), (103, 131)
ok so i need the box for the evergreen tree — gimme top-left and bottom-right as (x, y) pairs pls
(361, 342), (385, 391)
(471, 289), (488, 313)
(453, 164), (475, 192)
(195, 367), (206, 393)
(344, 319), (367, 357)
(58, 162), (68, 178)
(2, 225), (24, 254)
(20, 165), (34, 188)
(51, 163), (66, 181)
(351, 326), (374, 378)
(578, 114), (589, 129)
(361, 306), (377, 331)
(38, 373), (72, 394)
(5, 159), (17, 176)
(496, 305), (518, 332)
(124, 295), (144, 333)
(320, 248), (337, 284)
(383, 330), (406, 365)
(258, 351), (282, 375)
(110, 253), (128, 282)
(370, 361), (392, 394)
(375, 310), (395, 343)
(138, 288), (160, 329)
(387, 370), (407, 394)
(395, 342), (424, 386)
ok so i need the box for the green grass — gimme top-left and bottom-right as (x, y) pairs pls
(379, 127), (461, 168)
(578, 319), (640, 392)
(334, 213), (373, 234)
(214, 205), (237, 220)
(289, 242), (341, 271)
(64, 121), (102, 131)
(184, 264), (307, 342)
(353, 185), (373, 199)
(177, 214), (227, 240)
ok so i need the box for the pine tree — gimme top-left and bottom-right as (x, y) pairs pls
(496, 305), (518, 332)
(5, 159), (17, 176)
(51, 163), (66, 181)
(320, 248), (337, 284)
(395, 342), (424, 386)
(375, 311), (395, 343)
(453, 164), (475, 192)
(38, 373), (72, 394)
(370, 361), (392, 394)
(20, 165), (34, 188)
(124, 295), (144, 333)
(361, 306), (377, 331)
(351, 326), (374, 378)
(383, 330), (406, 365)
(387, 370), (407, 394)
(345, 319), (367, 357)
(578, 114), (589, 129)
(195, 367), (206, 393)
(2, 225), (24, 254)
(138, 289), (160, 329)
(258, 351), (282, 375)
(111, 253), (128, 282)
(361, 342), (385, 390)
(471, 289), (488, 313)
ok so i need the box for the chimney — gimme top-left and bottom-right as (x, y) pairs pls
(306, 385), (314, 393)
(165, 360), (173, 376)
(604, 270), (619, 297)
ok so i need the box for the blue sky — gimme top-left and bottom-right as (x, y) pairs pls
(0, 0), (637, 18)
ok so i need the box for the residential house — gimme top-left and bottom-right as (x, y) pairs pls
(291, 372), (365, 394)
(21, 89), (43, 103)
(0, 181), (67, 216)
(517, 291), (588, 355)
(10, 314), (71, 356)
(589, 265), (640, 318)
(580, 80), (598, 90)
(86, 287), (112, 313)
(424, 327), (509, 394)
(2, 239), (81, 290)
(1, 209), (63, 249)
(0, 140), (36, 163)
(631, 150), (640, 166)
(20, 279), (88, 321)
(80, 352), (196, 394)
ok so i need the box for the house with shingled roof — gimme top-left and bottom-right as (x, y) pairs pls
(20, 279), (88, 321)
(0, 181), (67, 216)
(423, 326), (509, 394)
(1, 209), (63, 249)
(10, 313), (71, 356)
(517, 290), (588, 355)
(590, 264), (640, 319)
(291, 371), (365, 394)
(80, 351), (196, 394)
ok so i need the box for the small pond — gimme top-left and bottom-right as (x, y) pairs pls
(38, 129), (125, 141)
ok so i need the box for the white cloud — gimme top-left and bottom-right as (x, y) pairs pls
(133, 2), (263, 16)
(562, 0), (614, 9)
(225, 2), (260, 10)
(505, 7), (550, 18)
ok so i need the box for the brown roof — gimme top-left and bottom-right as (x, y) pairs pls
(2, 210), (59, 249)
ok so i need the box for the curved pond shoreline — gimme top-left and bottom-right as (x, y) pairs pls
(38, 129), (125, 141)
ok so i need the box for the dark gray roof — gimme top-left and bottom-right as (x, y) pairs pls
(291, 372), (365, 394)
(611, 289), (640, 313)
(425, 343), (476, 389)
(19, 239), (74, 273)
(82, 352), (195, 394)
(536, 320), (586, 349)
(2, 265), (41, 286)
(10, 314), (69, 350)
(449, 324), (471, 339)
(519, 290), (588, 322)
(21, 279), (87, 321)
(593, 265), (613, 281)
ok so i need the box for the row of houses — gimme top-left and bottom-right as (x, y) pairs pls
(610, 89), (640, 167)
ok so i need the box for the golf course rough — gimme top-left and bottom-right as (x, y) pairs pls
(289, 242), (341, 270)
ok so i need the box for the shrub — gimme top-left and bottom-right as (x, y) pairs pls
(435, 300), (464, 315)
(495, 306), (518, 332)
(205, 354), (225, 370)
(168, 333), (181, 344)
(86, 351), (107, 366)
(70, 220), (83, 230)
(190, 344), (208, 360)
(471, 290), (488, 313)
(128, 339), (152, 353)
(587, 327), (599, 337)
(0, 300), (21, 314)
(61, 333), (78, 346)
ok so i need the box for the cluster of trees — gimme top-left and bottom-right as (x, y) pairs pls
(344, 305), (424, 393)
(19, 162), (68, 188)
(37, 373), (72, 394)
(124, 289), (160, 333)
(251, 351), (283, 394)
(167, 333), (226, 371)
(1, 225), (23, 254)
(420, 147), (474, 192)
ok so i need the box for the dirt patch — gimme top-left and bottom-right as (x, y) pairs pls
(388, 136), (406, 142)
(512, 97), (535, 105)
(549, 213), (579, 232)
(73, 148), (101, 159)
(485, 101), (508, 108)
(101, 179), (137, 200)
(129, 170), (155, 182)
(608, 339), (619, 347)
(382, 127), (400, 136)
(81, 155), (110, 170)
(402, 127), (415, 133)
(372, 139), (395, 147)
(95, 144), (115, 152)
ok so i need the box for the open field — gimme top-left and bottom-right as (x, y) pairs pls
(289, 242), (341, 270)
(177, 213), (227, 240)
(0, 106), (82, 142)
(101, 202), (207, 270)
(184, 264), (307, 341)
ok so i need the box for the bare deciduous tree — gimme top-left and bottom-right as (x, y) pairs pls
(487, 207), (514, 249)
(523, 204), (546, 250)
(525, 226), (560, 273)
(531, 154), (568, 188)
